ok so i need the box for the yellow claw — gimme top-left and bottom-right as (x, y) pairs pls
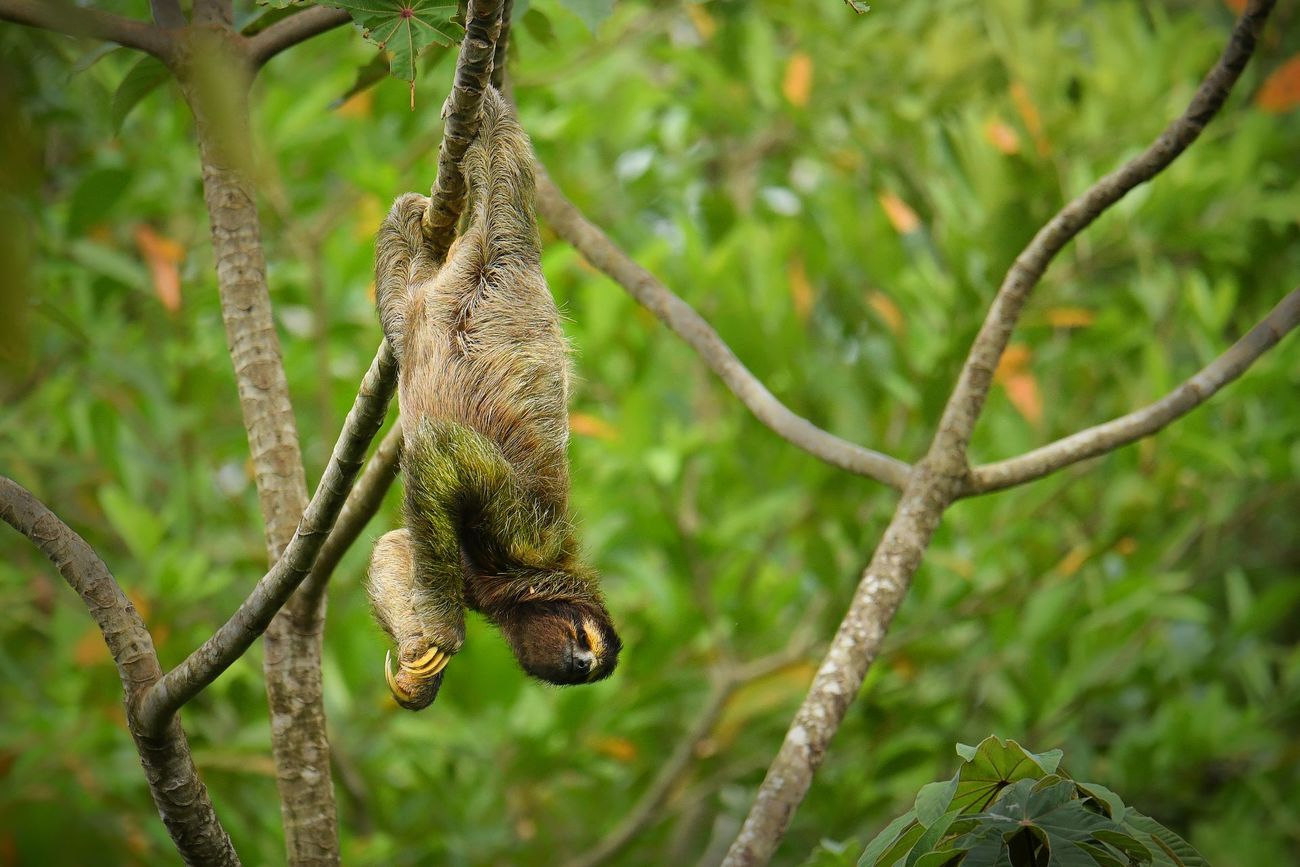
(405, 646), (444, 676)
(384, 649), (409, 701)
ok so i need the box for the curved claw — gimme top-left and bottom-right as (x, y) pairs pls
(384, 649), (409, 703)
(405, 646), (445, 676)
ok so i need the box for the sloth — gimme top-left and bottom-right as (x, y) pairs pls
(366, 87), (620, 710)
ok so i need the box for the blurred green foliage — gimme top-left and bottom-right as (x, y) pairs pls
(1, 1), (1299, 865)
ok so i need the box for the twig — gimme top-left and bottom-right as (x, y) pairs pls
(0, 477), (239, 867)
(0, 0), (173, 60)
(567, 645), (813, 867)
(720, 2), (1276, 864)
(969, 286), (1300, 494)
(138, 342), (398, 734)
(423, 0), (506, 261)
(248, 6), (352, 68)
(532, 165), (912, 490)
(490, 0), (514, 90)
(298, 423), (404, 612)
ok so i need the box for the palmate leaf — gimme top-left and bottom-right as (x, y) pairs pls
(950, 736), (1063, 814)
(323, 0), (462, 81)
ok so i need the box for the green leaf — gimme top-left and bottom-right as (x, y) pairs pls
(323, 1), (461, 82)
(556, 0), (615, 33)
(522, 7), (557, 46)
(914, 777), (959, 827)
(844, 0), (871, 11)
(858, 809), (917, 866)
(67, 168), (132, 236)
(111, 56), (170, 134)
(951, 736), (1057, 813)
(1123, 813), (1207, 867)
(1074, 781), (1126, 819)
(99, 485), (165, 559)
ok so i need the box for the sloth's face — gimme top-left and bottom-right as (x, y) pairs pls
(504, 601), (622, 685)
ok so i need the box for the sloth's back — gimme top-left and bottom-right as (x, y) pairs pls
(399, 230), (572, 514)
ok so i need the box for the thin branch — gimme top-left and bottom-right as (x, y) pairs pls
(721, 2), (1276, 864)
(968, 286), (1300, 494)
(0, 477), (239, 867)
(298, 422), (404, 612)
(567, 645), (813, 867)
(490, 0), (515, 90)
(424, 0), (506, 261)
(138, 342), (397, 734)
(248, 6), (352, 68)
(0, 0), (173, 60)
(532, 165), (912, 490)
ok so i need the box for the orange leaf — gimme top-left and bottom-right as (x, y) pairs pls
(1223, 0), (1248, 11)
(782, 52), (814, 107)
(983, 118), (1021, 155)
(1055, 545), (1090, 578)
(1010, 81), (1050, 157)
(994, 343), (1032, 380)
(686, 4), (716, 40)
(878, 191), (920, 235)
(787, 257), (814, 322)
(866, 290), (904, 335)
(133, 224), (184, 314)
(336, 89), (374, 119)
(1045, 306), (1096, 328)
(588, 735), (638, 763)
(1003, 372), (1042, 425)
(569, 412), (619, 441)
(73, 627), (111, 667)
(1257, 56), (1300, 114)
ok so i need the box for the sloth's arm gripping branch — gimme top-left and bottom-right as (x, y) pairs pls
(532, 163), (913, 491)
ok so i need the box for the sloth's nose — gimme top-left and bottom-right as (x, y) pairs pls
(571, 651), (593, 675)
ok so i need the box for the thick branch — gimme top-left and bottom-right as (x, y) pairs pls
(298, 422), (404, 612)
(490, 0), (515, 90)
(180, 51), (339, 863)
(248, 6), (352, 68)
(423, 0), (506, 261)
(139, 342), (397, 732)
(968, 286), (1300, 494)
(0, 477), (238, 867)
(533, 165), (912, 490)
(0, 0), (173, 60)
(721, 3), (1275, 864)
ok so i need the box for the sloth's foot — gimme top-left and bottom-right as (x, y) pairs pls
(384, 643), (451, 711)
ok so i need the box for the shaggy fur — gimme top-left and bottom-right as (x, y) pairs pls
(366, 88), (620, 710)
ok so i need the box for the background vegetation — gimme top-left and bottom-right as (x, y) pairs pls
(2, 1), (1298, 864)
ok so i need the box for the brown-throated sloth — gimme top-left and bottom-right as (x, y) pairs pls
(366, 87), (620, 710)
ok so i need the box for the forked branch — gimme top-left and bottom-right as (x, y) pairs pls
(248, 6), (352, 68)
(968, 286), (1300, 494)
(138, 342), (398, 735)
(722, 2), (1276, 864)
(0, 477), (238, 866)
(533, 165), (912, 490)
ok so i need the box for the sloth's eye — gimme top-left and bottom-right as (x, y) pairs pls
(575, 628), (590, 650)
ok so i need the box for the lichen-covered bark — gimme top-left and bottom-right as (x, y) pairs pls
(0, 478), (239, 867)
(181, 30), (338, 865)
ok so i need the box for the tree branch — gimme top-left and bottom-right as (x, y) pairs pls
(423, 0), (506, 261)
(179, 45), (339, 862)
(0, 477), (239, 867)
(0, 0), (173, 60)
(721, 2), (1276, 864)
(139, 342), (397, 733)
(490, 0), (514, 90)
(248, 6), (352, 68)
(298, 422), (403, 613)
(532, 165), (912, 490)
(968, 286), (1300, 494)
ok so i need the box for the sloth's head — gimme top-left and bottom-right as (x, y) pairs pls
(499, 599), (621, 685)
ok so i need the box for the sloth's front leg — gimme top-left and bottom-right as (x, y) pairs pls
(366, 528), (463, 710)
